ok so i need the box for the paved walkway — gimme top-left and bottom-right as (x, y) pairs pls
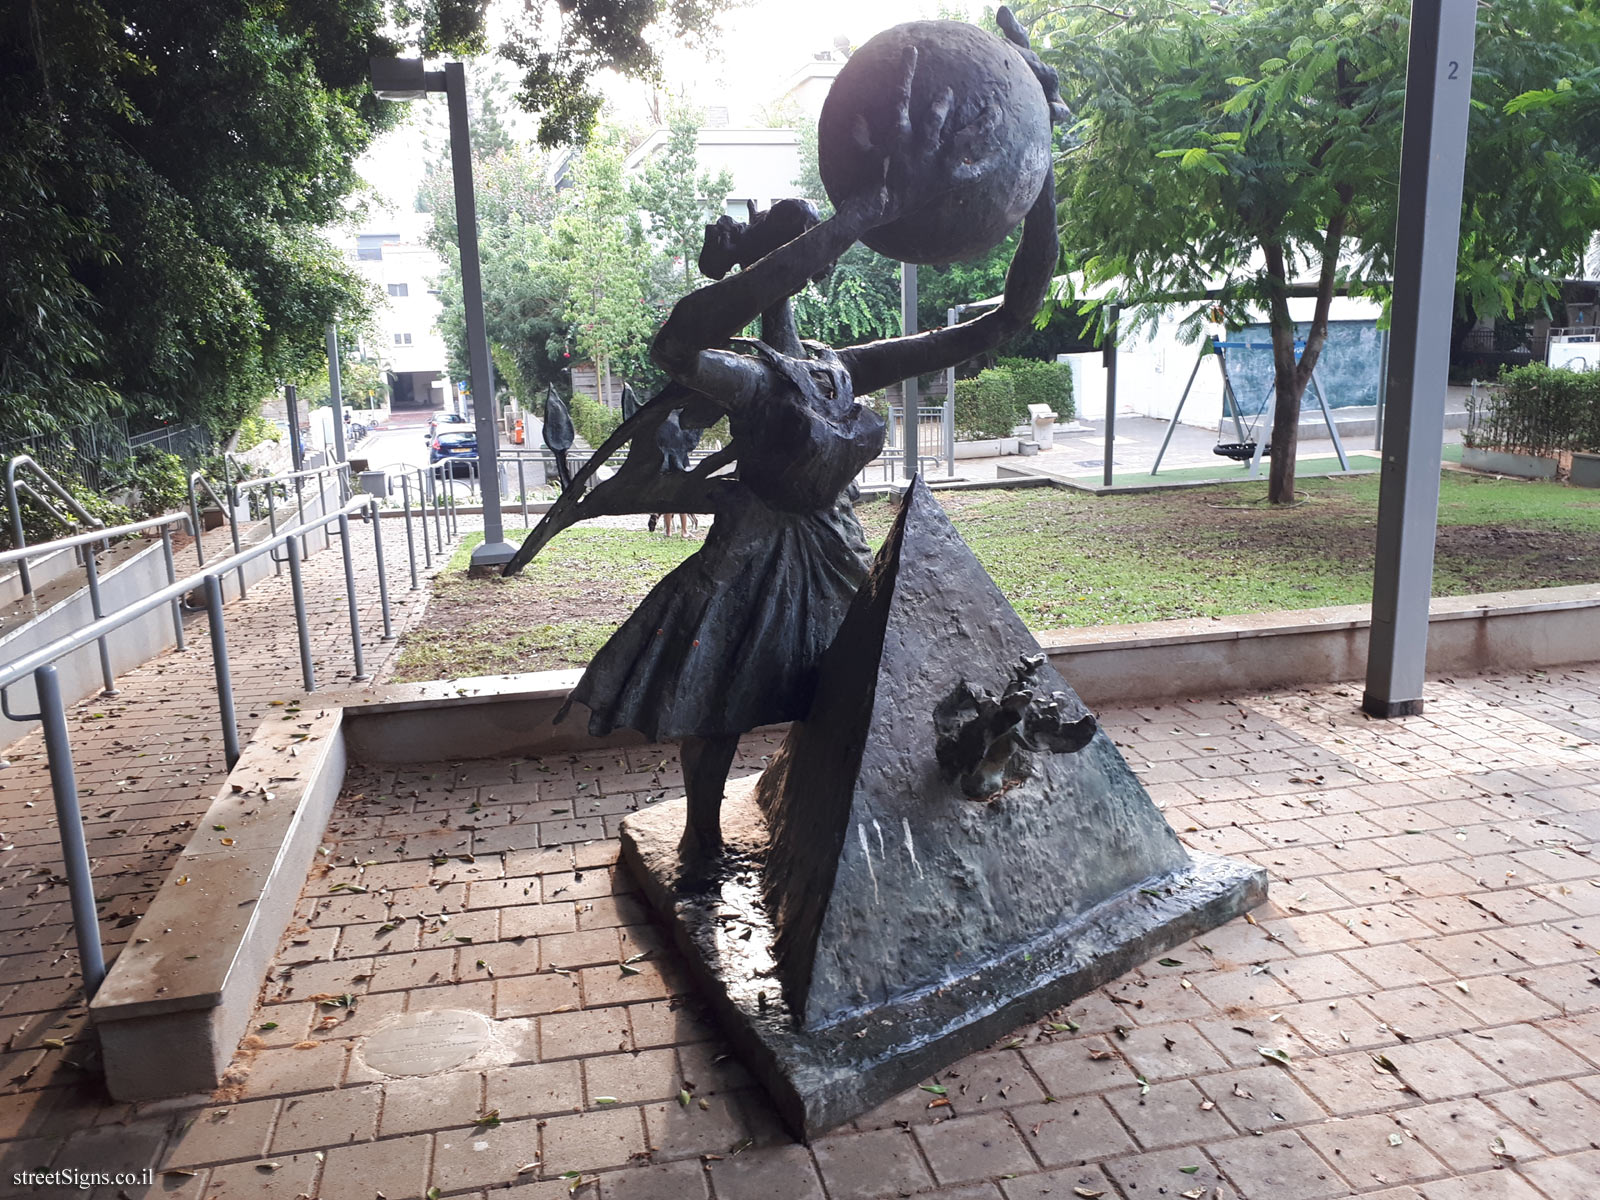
(0, 505), (453, 1178)
(3, 648), (1596, 1196)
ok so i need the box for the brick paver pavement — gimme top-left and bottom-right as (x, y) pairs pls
(0, 506), (454, 1182)
(6, 653), (1596, 1199)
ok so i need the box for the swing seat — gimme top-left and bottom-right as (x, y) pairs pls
(1214, 442), (1271, 461)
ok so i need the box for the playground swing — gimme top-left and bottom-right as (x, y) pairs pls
(1150, 337), (1349, 478)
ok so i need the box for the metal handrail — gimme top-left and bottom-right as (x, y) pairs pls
(5, 494), (390, 1000)
(5, 455), (106, 595)
(0, 511), (196, 693)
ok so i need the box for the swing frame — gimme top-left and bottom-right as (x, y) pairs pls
(1150, 337), (1349, 478)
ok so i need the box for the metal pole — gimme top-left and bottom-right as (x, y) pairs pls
(902, 263), (919, 480)
(1103, 304), (1120, 488)
(204, 575), (242, 770)
(81, 549), (117, 696)
(285, 383), (305, 472)
(1151, 345), (1208, 475)
(267, 489), (282, 576)
(159, 525), (185, 651)
(285, 538), (316, 692)
(431, 470), (444, 555)
(34, 664), (106, 997)
(401, 476), (420, 588)
(445, 62), (513, 568)
(945, 308), (959, 477)
(370, 500), (394, 641)
(1362, 0), (1477, 719)
(328, 325), (349, 468)
(1374, 327), (1390, 452)
(338, 514), (369, 681)
(188, 480), (206, 568)
(318, 470), (331, 553)
(517, 457), (528, 524)
(227, 494), (246, 600)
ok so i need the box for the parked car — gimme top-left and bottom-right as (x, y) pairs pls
(425, 412), (470, 441)
(430, 429), (478, 477)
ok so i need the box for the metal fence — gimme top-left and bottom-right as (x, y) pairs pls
(0, 418), (132, 494)
(129, 422), (212, 462)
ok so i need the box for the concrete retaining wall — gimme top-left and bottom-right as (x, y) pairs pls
(334, 584), (1600, 762)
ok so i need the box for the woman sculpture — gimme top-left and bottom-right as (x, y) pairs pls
(506, 10), (1067, 876)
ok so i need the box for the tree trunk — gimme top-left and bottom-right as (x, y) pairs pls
(598, 354), (611, 410)
(1262, 243), (1301, 505)
(1262, 208), (1349, 504)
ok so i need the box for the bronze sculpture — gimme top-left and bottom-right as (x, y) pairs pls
(507, 9), (1068, 875)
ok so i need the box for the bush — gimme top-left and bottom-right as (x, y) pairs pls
(1467, 364), (1600, 457)
(118, 450), (190, 519)
(997, 357), (1074, 421)
(233, 411), (281, 453)
(553, 389), (622, 450)
(953, 369), (1019, 439)
(0, 473), (131, 551)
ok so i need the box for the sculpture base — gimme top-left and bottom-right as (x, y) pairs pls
(619, 781), (1267, 1141)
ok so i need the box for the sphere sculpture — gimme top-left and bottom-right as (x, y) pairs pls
(817, 20), (1052, 265)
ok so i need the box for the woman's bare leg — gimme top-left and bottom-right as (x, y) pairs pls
(679, 733), (741, 872)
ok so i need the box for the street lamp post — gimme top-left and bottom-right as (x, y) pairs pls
(372, 56), (515, 568)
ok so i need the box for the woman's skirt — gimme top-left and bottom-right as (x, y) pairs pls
(566, 487), (871, 740)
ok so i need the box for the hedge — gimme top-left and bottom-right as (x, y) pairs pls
(953, 369), (1019, 439)
(997, 357), (1074, 421)
(1467, 364), (1600, 458)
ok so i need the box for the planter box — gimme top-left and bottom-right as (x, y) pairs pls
(1573, 452), (1600, 489)
(1460, 446), (1559, 480)
(952, 437), (1022, 460)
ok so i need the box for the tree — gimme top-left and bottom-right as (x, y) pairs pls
(499, 0), (734, 146)
(552, 133), (656, 406)
(0, 0), (487, 439)
(632, 107), (735, 300)
(1037, 0), (1600, 503)
(420, 136), (569, 400)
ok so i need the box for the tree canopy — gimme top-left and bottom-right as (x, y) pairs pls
(1035, 0), (1600, 502)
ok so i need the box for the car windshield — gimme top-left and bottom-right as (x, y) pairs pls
(437, 432), (475, 445)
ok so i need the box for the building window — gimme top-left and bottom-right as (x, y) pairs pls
(393, 333), (413, 346)
(357, 246), (383, 261)
(387, 282), (409, 297)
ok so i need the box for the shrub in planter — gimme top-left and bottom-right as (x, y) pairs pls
(997, 357), (1074, 422)
(1468, 364), (1600, 457)
(953, 369), (1018, 440)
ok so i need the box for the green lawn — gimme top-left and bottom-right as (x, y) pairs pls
(392, 470), (1600, 681)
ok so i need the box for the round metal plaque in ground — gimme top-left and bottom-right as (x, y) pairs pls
(359, 1010), (491, 1076)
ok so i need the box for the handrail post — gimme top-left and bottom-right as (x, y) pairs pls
(226, 485), (245, 599)
(294, 474), (308, 562)
(285, 537), (316, 692)
(431, 469), (445, 555)
(5, 458), (30, 595)
(370, 498), (394, 640)
(401, 476), (420, 588)
(338, 513), (369, 681)
(35, 664), (107, 997)
(204, 575), (242, 770)
(159, 524), (185, 651)
(517, 457), (528, 525)
(187, 473), (206, 568)
(267, 488), (281, 576)
(81, 547), (117, 696)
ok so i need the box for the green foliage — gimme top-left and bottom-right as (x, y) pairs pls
(997, 358), (1074, 420)
(0, 474), (131, 552)
(102, 449), (191, 520)
(953, 369), (1019, 440)
(498, 0), (732, 147)
(232, 413), (282, 454)
(0, 0), (434, 439)
(297, 357), (386, 410)
(1467, 364), (1600, 457)
(563, 390), (623, 450)
(632, 106), (735, 301)
(1038, 0), (1600, 501)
